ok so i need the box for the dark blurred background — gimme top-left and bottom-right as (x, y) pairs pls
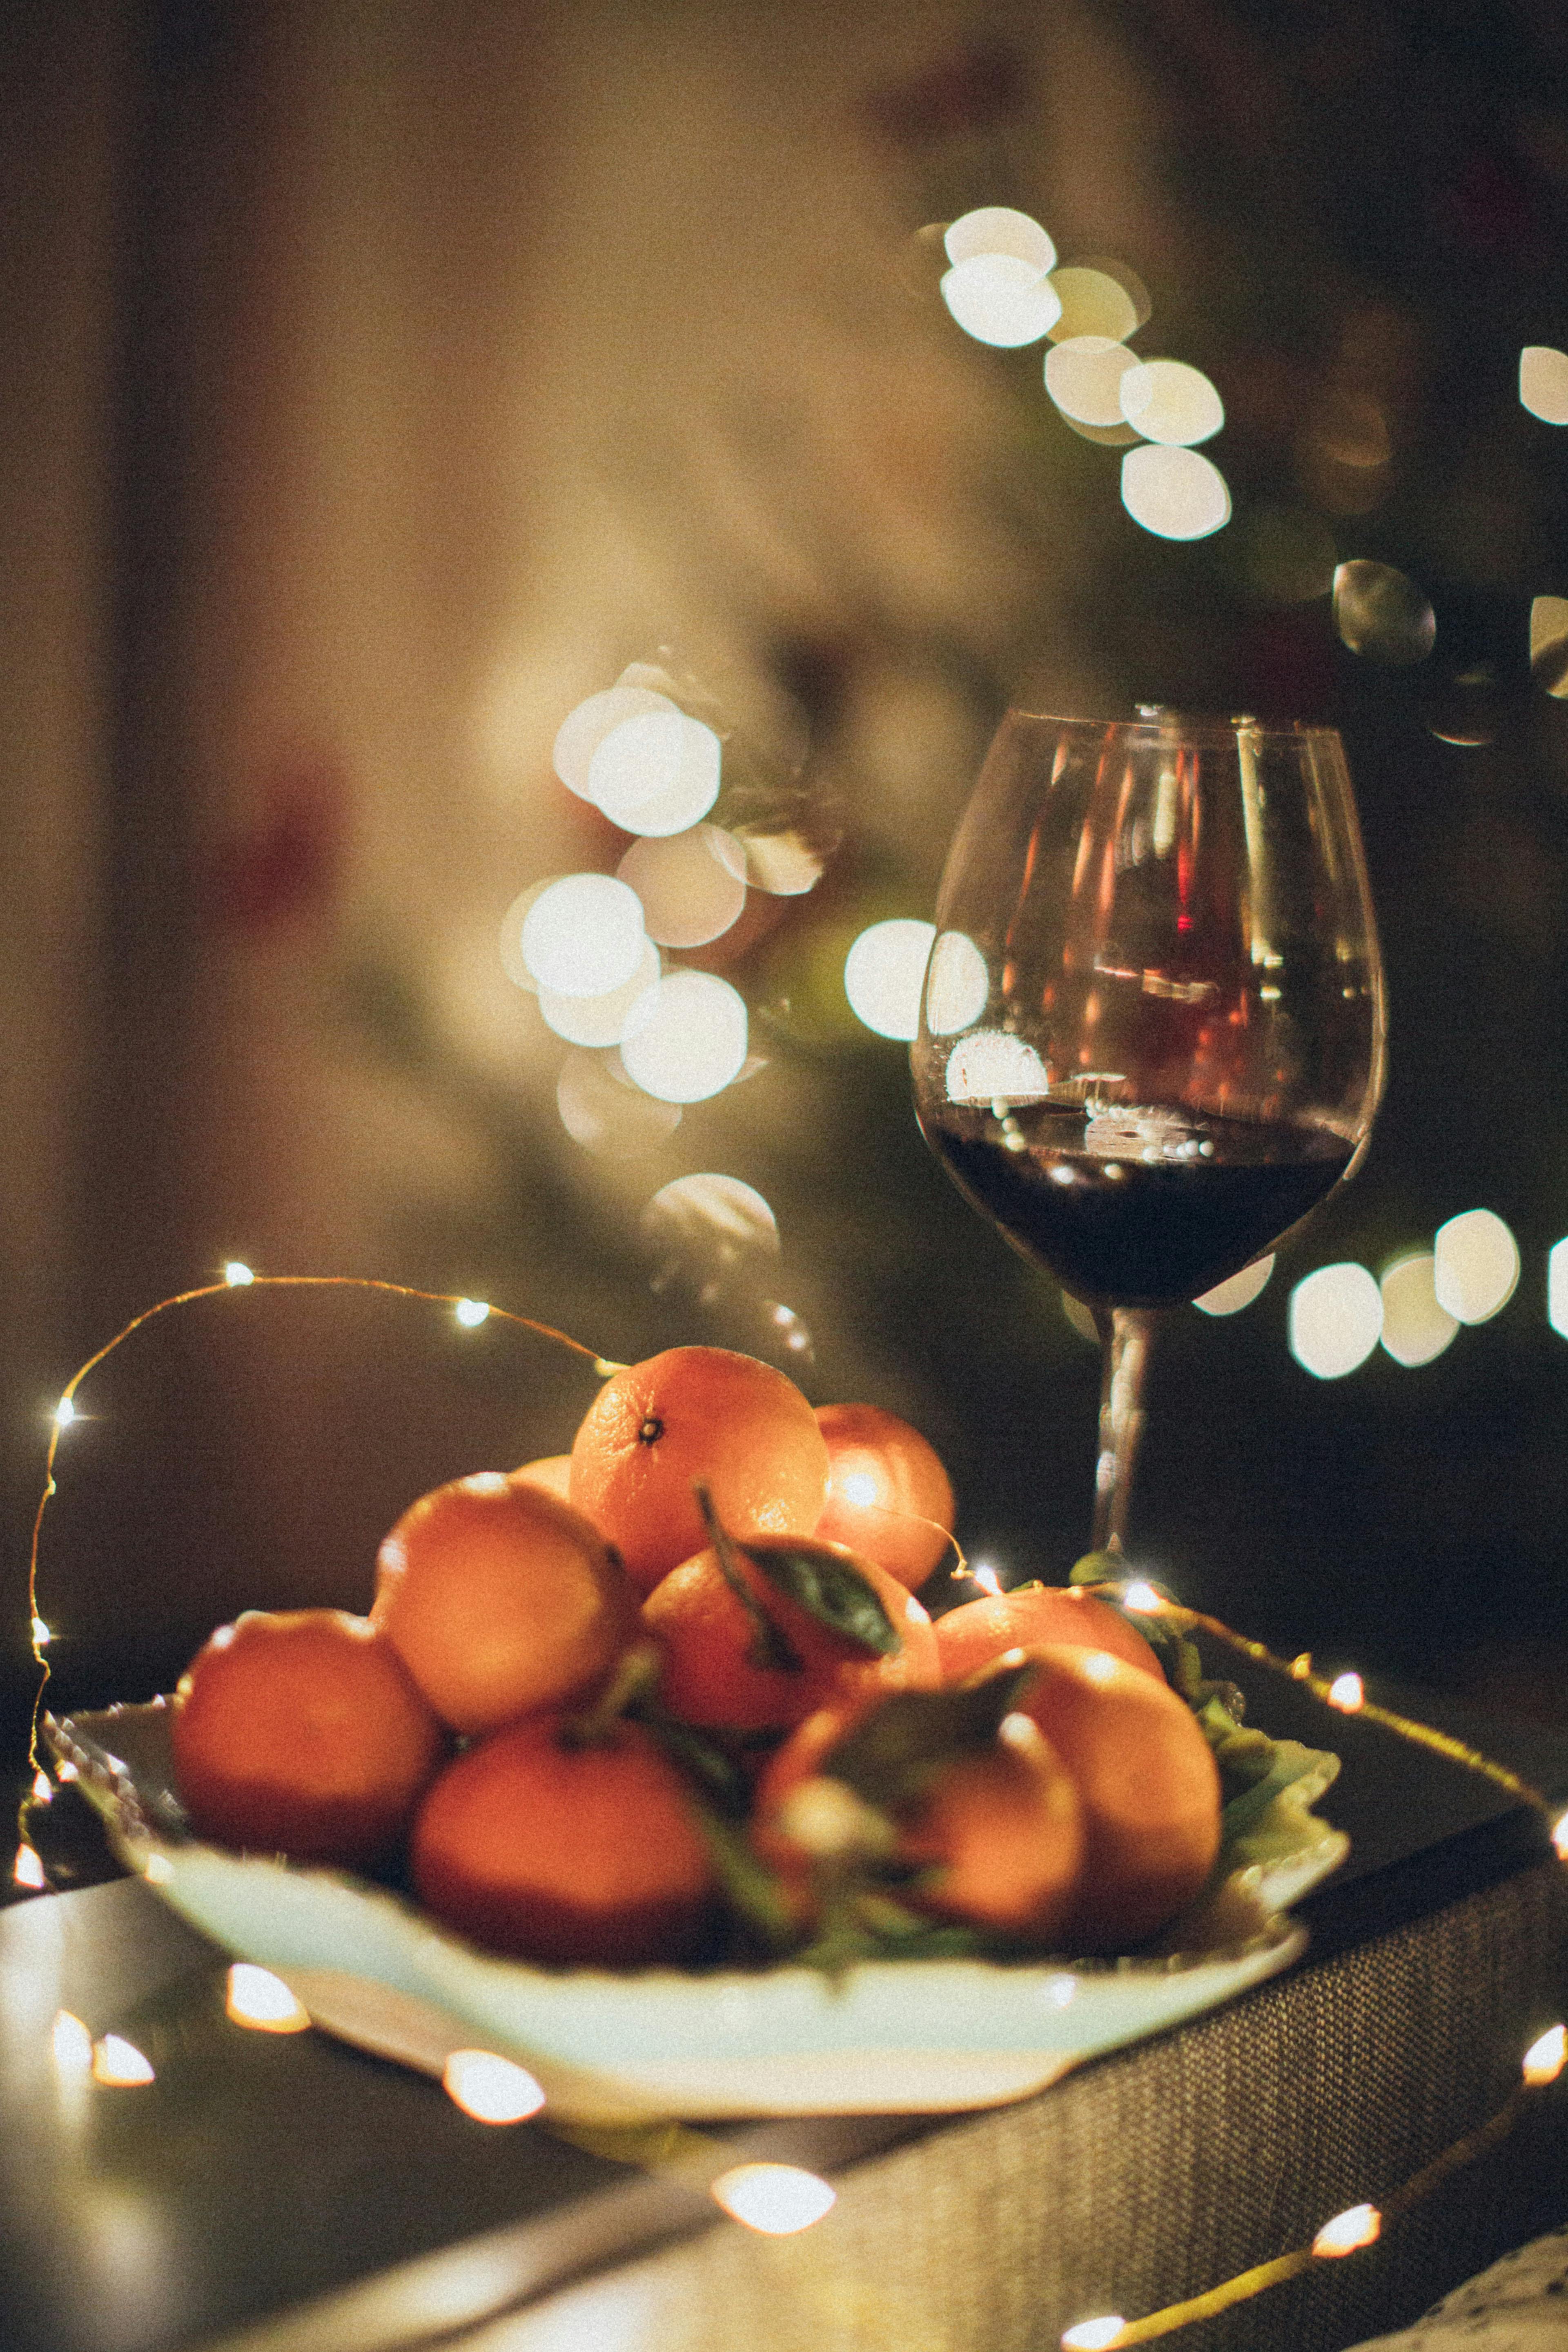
(4, 0), (1568, 1803)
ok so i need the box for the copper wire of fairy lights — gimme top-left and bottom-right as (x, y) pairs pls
(15, 1278), (1568, 2345)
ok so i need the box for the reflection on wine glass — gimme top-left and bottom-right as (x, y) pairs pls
(912, 708), (1386, 1556)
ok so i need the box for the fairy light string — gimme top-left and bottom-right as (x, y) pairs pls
(17, 1277), (1568, 2346)
(25, 1269), (623, 1766)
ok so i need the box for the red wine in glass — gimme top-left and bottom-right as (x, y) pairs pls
(912, 710), (1385, 1552)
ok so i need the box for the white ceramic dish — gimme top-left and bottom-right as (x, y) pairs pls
(47, 1699), (1348, 2122)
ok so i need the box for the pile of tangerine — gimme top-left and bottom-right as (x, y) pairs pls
(171, 1345), (1222, 1969)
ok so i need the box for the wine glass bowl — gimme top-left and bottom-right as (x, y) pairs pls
(912, 708), (1385, 1550)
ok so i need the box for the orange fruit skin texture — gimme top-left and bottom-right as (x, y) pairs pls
(754, 1699), (1084, 1944)
(372, 1472), (639, 1735)
(811, 1403), (956, 1590)
(642, 1540), (941, 1733)
(982, 1642), (1222, 1952)
(569, 1346), (831, 1596)
(411, 1711), (716, 1966)
(510, 1453), (573, 1502)
(935, 1586), (1163, 1686)
(170, 1609), (448, 1869)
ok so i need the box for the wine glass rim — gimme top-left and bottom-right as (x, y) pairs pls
(1004, 706), (1342, 747)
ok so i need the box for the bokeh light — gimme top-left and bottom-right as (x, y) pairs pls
(442, 2049), (546, 2124)
(556, 1048), (681, 1154)
(1288, 1263), (1382, 1378)
(1432, 1208), (1519, 1324)
(710, 2162), (836, 2235)
(538, 938), (661, 1047)
(499, 876), (567, 993)
(1193, 1255), (1274, 1316)
(843, 918), (936, 1041)
(1047, 263), (1146, 343)
(52, 2010), (94, 2075)
(13, 1843), (45, 1889)
(642, 1172), (779, 1263)
(944, 1031), (1049, 1102)
(520, 875), (648, 998)
(1530, 595), (1568, 696)
(1045, 336), (1138, 428)
(453, 1298), (491, 1329)
(93, 2034), (155, 2087)
(620, 970), (748, 1102)
(1548, 1238), (1568, 1339)
(588, 711), (722, 837)
(1523, 2023), (1567, 2086)
(1120, 445), (1231, 540)
(617, 826), (747, 947)
(944, 206), (1056, 274)
(1378, 1253), (1458, 1367)
(1119, 359), (1223, 445)
(1519, 345), (1568, 425)
(225, 1964), (311, 2032)
(223, 1260), (255, 1287)
(924, 930), (990, 1034)
(941, 253), (1062, 347)
(553, 686), (679, 799)
(1333, 561), (1435, 664)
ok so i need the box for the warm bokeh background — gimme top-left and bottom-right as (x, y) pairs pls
(4, 0), (1568, 1768)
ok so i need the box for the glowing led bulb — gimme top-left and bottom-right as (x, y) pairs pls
(1121, 1581), (1163, 1612)
(1554, 1810), (1568, 1861)
(1328, 1671), (1365, 1713)
(1120, 444), (1231, 540)
(1312, 2203), (1381, 2257)
(710, 2162), (836, 2235)
(443, 2049), (546, 2123)
(1523, 2023), (1566, 2086)
(93, 2034), (155, 2087)
(225, 1964), (311, 2033)
(1433, 1209), (1519, 1325)
(31, 1616), (51, 1646)
(13, 1844), (45, 1889)
(452, 1298), (491, 1329)
(1288, 1263), (1382, 1378)
(1061, 2319), (1126, 2350)
(52, 2010), (94, 2074)
(54, 1395), (76, 1428)
(843, 918), (936, 1042)
(31, 1769), (51, 1802)
(223, 1260), (255, 1286)
(970, 1563), (1004, 1596)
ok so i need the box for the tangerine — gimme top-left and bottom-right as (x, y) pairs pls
(975, 1642), (1222, 1951)
(935, 1584), (1162, 1685)
(170, 1608), (447, 1868)
(811, 1403), (956, 1590)
(752, 1693), (1083, 1944)
(410, 1710), (715, 1966)
(642, 1535), (940, 1733)
(372, 1472), (638, 1735)
(570, 1346), (830, 1594)
(509, 1453), (573, 1502)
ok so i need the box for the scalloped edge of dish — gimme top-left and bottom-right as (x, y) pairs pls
(45, 1700), (1349, 2119)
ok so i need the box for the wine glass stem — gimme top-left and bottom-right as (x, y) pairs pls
(1090, 1306), (1157, 1555)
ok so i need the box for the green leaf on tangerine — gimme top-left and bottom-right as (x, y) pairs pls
(743, 1541), (902, 1655)
(816, 1669), (1037, 1813)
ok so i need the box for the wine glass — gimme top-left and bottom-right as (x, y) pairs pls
(911, 708), (1386, 1557)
